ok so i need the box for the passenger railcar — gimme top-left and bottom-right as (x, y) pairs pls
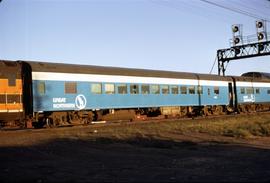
(234, 74), (270, 112)
(28, 61), (234, 125)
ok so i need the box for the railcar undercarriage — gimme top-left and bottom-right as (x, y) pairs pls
(23, 103), (270, 128)
(1, 103), (270, 129)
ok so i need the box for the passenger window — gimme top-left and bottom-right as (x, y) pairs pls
(0, 95), (6, 104)
(267, 90), (270, 95)
(197, 86), (203, 94)
(240, 88), (245, 94)
(8, 74), (16, 86)
(246, 87), (254, 94)
(105, 84), (115, 94)
(188, 86), (195, 94)
(130, 84), (139, 94)
(91, 83), (102, 94)
(214, 87), (219, 95)
(151, 85), (160, 94)
(161, 85), (169, 94)
(7, 94), (20, 104)
(141, 84), (150, 94)
(171, 85), (179, 94)
(180, 86), (187, 94)
(118, 84), (127, 94)
(38, 82), (46, 94)
(65, 82), (77, 94)
(255, 88), (260, 94)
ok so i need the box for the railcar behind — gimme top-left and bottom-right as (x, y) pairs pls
(234, 74), (270, 112)
(0, 61), (23, 126)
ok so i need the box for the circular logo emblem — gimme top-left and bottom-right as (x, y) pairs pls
(75, 94), (87, 110)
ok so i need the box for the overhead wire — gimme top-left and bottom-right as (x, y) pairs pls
(209, 56), (217, 74)
(199, 0), (270, 22)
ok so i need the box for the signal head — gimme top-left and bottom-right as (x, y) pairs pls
(258, 32), (264, 40)
(234, 47), (241, 56)
(232, 25), (239, 33)
(233, 37), (240, 44)
(258, 44), (264, 52)
(256, 21), (264, 28)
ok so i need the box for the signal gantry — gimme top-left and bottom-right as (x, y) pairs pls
(217, 20), (270, 76)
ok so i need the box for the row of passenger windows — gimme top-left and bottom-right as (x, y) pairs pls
(38, 82), (220, 95)
(0, 94), (21, 104)
(240, 87), (270, 95)
(71, 83), (220, 95)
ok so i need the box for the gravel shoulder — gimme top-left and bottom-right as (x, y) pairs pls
(1, 117), (270, 182)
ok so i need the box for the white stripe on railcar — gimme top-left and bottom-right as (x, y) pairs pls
(236, 81), (270, 87)
(0, 109), (23, 113)
(32, 72), (229, 86)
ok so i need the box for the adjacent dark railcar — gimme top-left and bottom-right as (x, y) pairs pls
(0, 61), (23, 126)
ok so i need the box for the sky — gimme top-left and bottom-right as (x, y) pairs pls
(0, 0), (270, 76)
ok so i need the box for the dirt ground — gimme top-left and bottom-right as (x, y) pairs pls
(1, 122), (270, 182)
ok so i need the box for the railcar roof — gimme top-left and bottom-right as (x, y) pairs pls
(20, 60), (232, 81)
(0, 60), (22, 79)
(241, 72), (270, 80)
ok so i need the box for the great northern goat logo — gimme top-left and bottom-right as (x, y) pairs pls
(75, 94), (87, 110)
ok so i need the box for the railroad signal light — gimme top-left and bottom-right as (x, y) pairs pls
(258, 44), (264, 52)
(256, 21), (264, 28)
(234, 47), (241, 56)
(231, 24), (242, 46)
(232, 25), (239, 33)
(256, 20), (267, 42)
(258, 32), (264, 40)
(233, 37), (240, 44)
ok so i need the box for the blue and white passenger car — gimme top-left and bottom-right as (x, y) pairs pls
(27, 61), (234, 120)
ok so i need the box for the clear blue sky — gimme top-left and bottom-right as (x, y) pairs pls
(1, 0), (270, 76)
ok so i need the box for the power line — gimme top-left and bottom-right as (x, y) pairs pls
(209, 56), (217, 74)
(200, 0), (270, 22)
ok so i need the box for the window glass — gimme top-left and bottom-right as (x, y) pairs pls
(188, 86), (195, 94)
(151, 85), (160, 94)
(171, 85), (179, 94)
(38, 82), (45, 94)
(180, 86), (187, 94)
(255, 88), (260, 94)
(207, 88), (211, 95)
(91, 83), (102, 94)
(161, 85), (169, 94)
(130, 84), (139, 94)
(105, 84), (115, 94)
(0, 95), (6, 104)
(267, 90), (270, 95)
(65, 82), (77, 94)
(214, 87), (219, 95)
(8, 75), (16, 86)
(7, 95), (20, 104)
(197, 86), (203, 94)
(118, 84), (127, 94)
(141, 84), (150, 94)
(240, 88), (245, 94)
(246, 87), (254, 94)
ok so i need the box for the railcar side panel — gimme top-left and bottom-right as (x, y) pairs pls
(236, 81), (270, 104)
(0, 61), (23, 122)
(32, 79), (230, 112)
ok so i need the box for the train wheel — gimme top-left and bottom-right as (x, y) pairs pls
(180, 107), (188, 117)
(203, 106), (211, 116)
(213, 106), (224, 115)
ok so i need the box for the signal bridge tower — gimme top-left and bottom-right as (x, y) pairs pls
(217, 20), (270, 76)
